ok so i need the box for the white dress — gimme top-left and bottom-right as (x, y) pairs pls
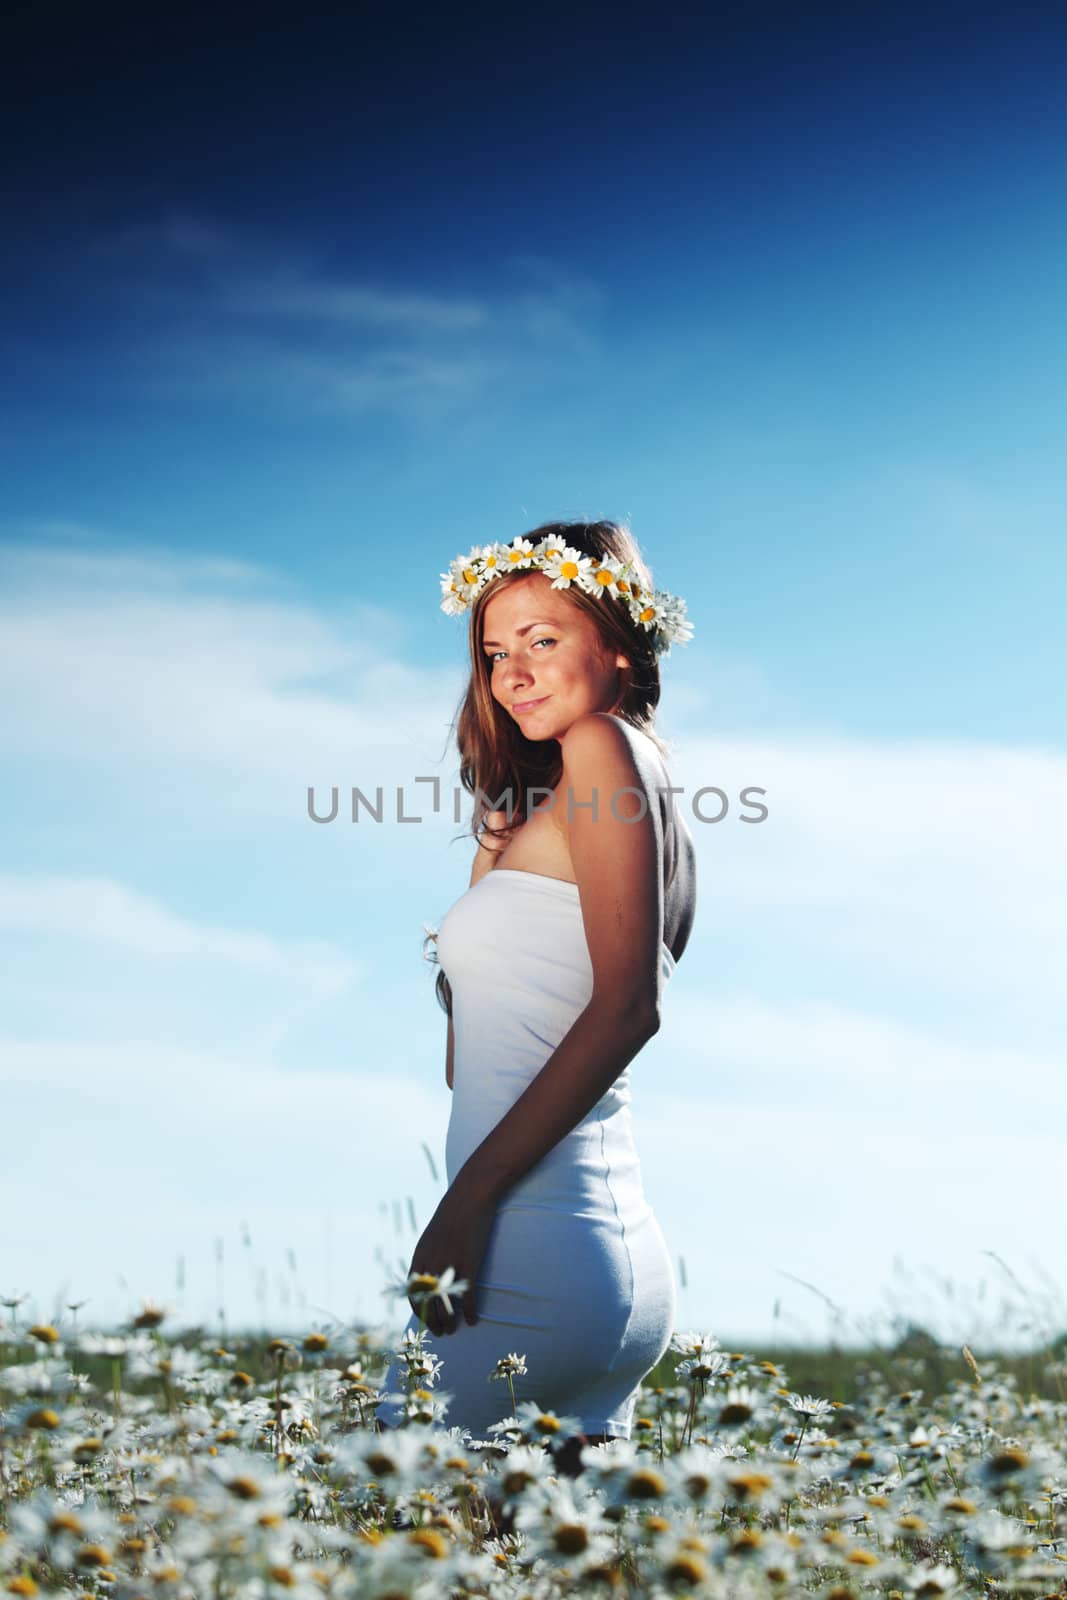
(375, 866), (677, 1442)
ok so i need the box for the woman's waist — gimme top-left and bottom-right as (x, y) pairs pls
(447, 1081), (633, 1152)
(445, 1105), (649, 1215)
(449, 1052), (633, 1107)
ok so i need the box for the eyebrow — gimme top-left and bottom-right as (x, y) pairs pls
(481, 619), (560, 648)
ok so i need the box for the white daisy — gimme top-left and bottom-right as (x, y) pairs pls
(670, 1330), (722, 1358)
(630, 591), (670, 634)
(663, 1439), (735, 1505)
(587, 557), (625, 596)
(501, 535), (538, 567)
(512, 1475), (618, 1572)
(541, 543), (594, 591)
(676, 1347), (730, 1384)
(513, 1400), (584, 1441)
(714, 1381), (764, 1426)
(905, 1561), (960, 1594)
(10, 1487), (118, 1568)
(572, 1434), (642, 1500)
(489, 1352), (528, 1379)
(382, 1264), (469, 1320)
(473, 540), (505, 572)
(445, 549), (487, 608)
(354, 1531), (470, 1599)
(483, 1439), (556, 1507)
(786, 1391), (834, 1421)
(439, 571), (466, 615)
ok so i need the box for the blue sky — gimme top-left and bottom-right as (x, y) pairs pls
(2, 2), (1065, 1353)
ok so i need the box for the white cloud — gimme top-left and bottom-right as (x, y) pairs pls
(0, 1034), (450, 1332)
(2, 1024), (1060, 1346)
(0, 1034), (447, 1140)
(0, 537), (462, 820)
(662, 727), (1067, 1035)
(1, 526), (279, 590)
(635, 1083), (1067, 1349)
(75, 213), (608, 421)
(655, 991), (1066, 1125)
(216, 269), (490, 333)
(0, 873), (360, 995)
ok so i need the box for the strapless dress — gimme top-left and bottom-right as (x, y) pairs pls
(375, 867), (677, 1442)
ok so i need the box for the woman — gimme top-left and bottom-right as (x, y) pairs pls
(375, 520), (696, 1478)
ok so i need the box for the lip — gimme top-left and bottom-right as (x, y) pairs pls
(512, 695), (549, 714)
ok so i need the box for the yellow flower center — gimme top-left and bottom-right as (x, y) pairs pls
(731, 1530), (763, 1553)
(50, 1513), (84, 1535)
(74, 1545), (112, 1568)
(407, 1529), (449, 1559)
(226, 1476), (261, 1500)
(665, 1555), (707, 1583)
(719, 1402), (753, 1424)
(626, 1469), (667, 1498)
(728, 1472), (774, 1499)
(26, 1410), (60, 1430)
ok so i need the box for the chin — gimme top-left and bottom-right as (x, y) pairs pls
(516, 716), (561, 744)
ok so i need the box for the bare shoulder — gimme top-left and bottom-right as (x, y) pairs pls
(560, 711), (666, 791)
(469, 807), (510, 888)
(559, 710), (636, 762)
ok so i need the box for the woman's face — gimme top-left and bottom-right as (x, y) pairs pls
(479, 572), (630, 742)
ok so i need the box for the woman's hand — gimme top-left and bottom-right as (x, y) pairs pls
(408, 1177), (497, 1335)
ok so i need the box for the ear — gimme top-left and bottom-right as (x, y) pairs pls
(614, 652), (631, 671)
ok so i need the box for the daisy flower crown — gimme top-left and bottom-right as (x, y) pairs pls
(439, 534), (694, 658)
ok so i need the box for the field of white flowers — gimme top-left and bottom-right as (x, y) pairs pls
(2, 1279), (1065, 1599)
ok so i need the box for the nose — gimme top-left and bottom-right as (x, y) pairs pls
(499, 656), (534, 695)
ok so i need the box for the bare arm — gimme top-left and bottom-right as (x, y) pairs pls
(451, 714), (665, 1206)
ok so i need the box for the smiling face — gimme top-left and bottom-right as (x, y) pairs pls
(479, 571), (632, 741)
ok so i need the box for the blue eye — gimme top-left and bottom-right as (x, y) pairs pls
(486, 637), (556, 665)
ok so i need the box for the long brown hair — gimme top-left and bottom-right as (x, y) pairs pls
(428, 518), (674, 1018)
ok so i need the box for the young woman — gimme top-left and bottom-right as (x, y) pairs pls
(375, 520), (696, 1479)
